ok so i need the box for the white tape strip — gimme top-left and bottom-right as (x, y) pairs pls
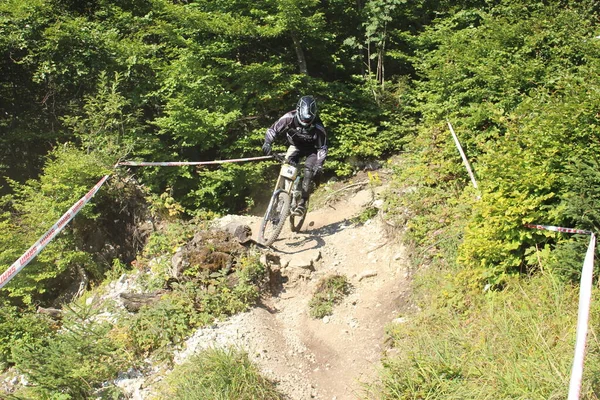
(447, 120), (478, 189)
(568, 233), (596, 400)
(527, 224), (595, 399)
(0, 175), (110, 290)
(118, 155), (274, 167)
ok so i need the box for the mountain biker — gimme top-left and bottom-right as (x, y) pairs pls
(262, 95), (328, 217)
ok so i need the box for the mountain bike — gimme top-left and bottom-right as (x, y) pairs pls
(258, 154), (309, 246)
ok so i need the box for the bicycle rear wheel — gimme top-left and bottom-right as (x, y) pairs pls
(289, 199), (309, 232)
(259, 191), (291, 246)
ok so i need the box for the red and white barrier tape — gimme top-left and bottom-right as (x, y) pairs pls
(0, 175), (110, 290)
(118, 155), (273, 167)
(526, 224), (595, 400)
(525, 224), (593, 235)
(0, 154), (275, 291)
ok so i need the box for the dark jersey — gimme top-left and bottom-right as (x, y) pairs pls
(264, 110), (328, 167)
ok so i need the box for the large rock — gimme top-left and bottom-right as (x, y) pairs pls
(120, 291), (166, 312)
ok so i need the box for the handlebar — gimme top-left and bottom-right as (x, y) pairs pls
(271, 153), (286, 162)
(271, 153), (304, 168)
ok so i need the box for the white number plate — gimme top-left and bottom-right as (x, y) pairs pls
(280, 164), (297, 179)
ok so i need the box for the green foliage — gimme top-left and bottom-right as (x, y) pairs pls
(12, 303), (129, 400)
(123, 294), (197, 359)
(158, 347), (283, 400)
(374, 2), (600, 397)
(189, 163), (268, 215)
(63, 71), (143, 160)
(390, 0), (600, 284)
(141, 220), (195, 261)
(351, 206), (379, 225)
(121, 252), (266, 360)
(135, 219), (196, 291)
(0, 146), (111, 304)
(194, 255), (265, 319)
(0, 303), (53, 369)
(2, 0), (416, 218)
(309, 274), (351, 318)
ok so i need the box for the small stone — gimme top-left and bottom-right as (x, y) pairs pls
(323, 316), (330, 324)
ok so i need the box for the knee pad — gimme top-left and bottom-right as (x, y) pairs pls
(302, 167), (313, 197)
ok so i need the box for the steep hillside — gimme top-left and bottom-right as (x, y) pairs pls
(114, 171), (413, 400)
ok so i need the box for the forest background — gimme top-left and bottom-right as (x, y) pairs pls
(1, 0), (600, 398)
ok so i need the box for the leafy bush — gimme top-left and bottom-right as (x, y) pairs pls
(12, 303), (129, 400)
(194, 254), (265, 319)
(121, 253), (266, 360)
(373, 2), (600, 398)
(158, 347), (283, 400)
(0, 303), (53, 368)
(0, 146), (111, 304)
(309, 274), (351, 318)
(351, 206), (379, 225)
(391, 0), (600, 284)
(123, 294), (198, 360)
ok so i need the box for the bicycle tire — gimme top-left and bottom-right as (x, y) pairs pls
(289, 199), (309, 232)
(259, 191), (291, 246)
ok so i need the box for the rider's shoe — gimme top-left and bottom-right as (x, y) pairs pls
(292, 205), (305, 217)
(292, 199), (307, 217)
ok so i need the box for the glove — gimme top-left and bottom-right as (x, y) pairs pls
(262, 142), (272, 156)
(312, 166), (322, 175)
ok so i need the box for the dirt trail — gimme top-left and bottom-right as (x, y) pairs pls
(179, 178), (413, 400)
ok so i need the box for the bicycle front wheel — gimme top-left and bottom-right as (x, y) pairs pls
(259, 191), (291, 246)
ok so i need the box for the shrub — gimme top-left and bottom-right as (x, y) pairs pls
(0, 303), (53, 368)
(122, 294), (198, 360)
(121, 253), (267, 361)
(11, 303), (129, 399)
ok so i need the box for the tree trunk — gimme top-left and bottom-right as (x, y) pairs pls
(291, 33), (308, 75)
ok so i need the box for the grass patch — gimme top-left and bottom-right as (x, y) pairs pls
(369, 271), (600, 399)
(351, 206), (379, 225)
(157, 347), (283, 400)
(309, 274), (351, 318)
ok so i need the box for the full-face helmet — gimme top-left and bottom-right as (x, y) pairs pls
(295, 95), (317, 127)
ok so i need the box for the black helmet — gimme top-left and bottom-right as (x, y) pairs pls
(296, 95), (317, 127)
